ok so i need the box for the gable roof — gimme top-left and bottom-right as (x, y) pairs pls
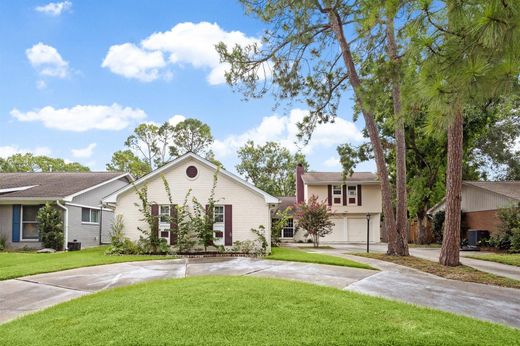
(102, 152), (280, 204)
(464, 181), (520, 201)
(301, 172), (379, 185)
(0, 172), (131, 201)
(274, 196), (296, 216)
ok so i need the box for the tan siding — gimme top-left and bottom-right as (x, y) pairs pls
(306, 184), (382, 214)
(114, 158), (271, 246)
(462, 185), (515, 212)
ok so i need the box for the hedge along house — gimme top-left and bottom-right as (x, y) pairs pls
(103, 152), (280, 251)
(0, 172), (132, 249)
(275, 165), (382, 243)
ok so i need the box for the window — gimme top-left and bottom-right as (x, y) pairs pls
(332, 185), (342, 205)
(214, 205), (224, 223)
(160, 205), (170, 224)
(281, 218), (294, 238)
(347, 185), (357, 205)
(81, 208), (100, 224)
(22, 205), (40, 240)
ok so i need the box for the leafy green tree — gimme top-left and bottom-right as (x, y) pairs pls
(217, 0), (409, 255)
(170, 118), (214, 157)
(414, 0), (520, 266)
(125, 123), (167, 170)
(294, 195), (334, 248)
(271, 207), (292, 247)
(106, 150), (151, 178)
(0, 153), (89, 172)
(236, 140), (308, 197)
(37, 203), (64, 251)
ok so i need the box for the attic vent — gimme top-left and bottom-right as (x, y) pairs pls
(186, 165), (198, 179)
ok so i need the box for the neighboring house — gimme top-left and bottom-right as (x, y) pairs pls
(0, 172), (132, 249)
(275, 165), (382, 243)
(427, 181), (520, 234)
(103, 153), (279, 251)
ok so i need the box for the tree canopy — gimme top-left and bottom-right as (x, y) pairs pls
(0, 154), (89, 172)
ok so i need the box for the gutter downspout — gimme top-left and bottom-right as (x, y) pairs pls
(56, 200), (68, 251)
(99, 201), (103, 245)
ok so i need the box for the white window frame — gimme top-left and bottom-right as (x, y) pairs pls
(280, 218), (294, 239)
(347, 185), (358, 206)
(81, 208), (100, 225)
(332, 185), (343, 205)
(20, 205), (40, 241)
(159, 205), (170, 227)
(214, 205), (224, 224)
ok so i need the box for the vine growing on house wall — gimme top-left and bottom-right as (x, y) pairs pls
(192, 166), (220, 251)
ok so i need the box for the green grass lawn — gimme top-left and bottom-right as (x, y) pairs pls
(268, 247), (374, 269)
(1, 276), (518, 345)
(0, 246), (173, 280)
(466, 253), (520, 267)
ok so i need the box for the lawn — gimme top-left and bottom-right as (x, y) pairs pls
(466, 253), (520, 267)
(354, 253), (520, 289)
(268, 247), (374, 270)
(1, 276), (518, 345)
(0, 246), (173, 280)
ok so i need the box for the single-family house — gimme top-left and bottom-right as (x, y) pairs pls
(275, 165), (382, 243)
(103, 153), (279, 250)
(427, 181), (520, 234)
(0, 172), (132, 249)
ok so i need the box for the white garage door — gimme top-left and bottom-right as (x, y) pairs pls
(347, 218), (366, 242)
(322, 218), (346, 242)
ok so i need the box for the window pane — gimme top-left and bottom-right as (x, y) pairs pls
(160, 205), (170, 223)
(214, 206), (224, 223)
(348, 186), (357, 195)
(81, 208), (90, 222)
(333, 185), (342, 194)
(91, 210), (99, 223)
(23, 206), (40, 222)
(283, 228), (294, 238)
(22, 223), (39, 240)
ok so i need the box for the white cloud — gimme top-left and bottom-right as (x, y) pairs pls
(71, 143), (96, 158)
(324, 157), (340, 168)
(168, 114), (186, 126)
(0, 146), (52, 158)
(101, 43), (166, 82)
(26, 43), (70, 78)
(35, 1), (72, 16)
(10, 103), (146, 132)
(212, 108), (364, 158)
(102, 21), (261, 84)
(36, 80), (47, 90)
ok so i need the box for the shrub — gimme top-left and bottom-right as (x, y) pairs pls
(432, 211), (445, 243)
(0, 234), (6, 251)
(495, 203), (520, 252)
(105, 215), (140, 255)
(251, 225), (268, 254)
(230, 240), (263, 254)
(37, 203), (64, 250)
(294, 195), (334, 248)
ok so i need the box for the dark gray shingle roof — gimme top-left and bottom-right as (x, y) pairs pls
(0, 172), (126, 198)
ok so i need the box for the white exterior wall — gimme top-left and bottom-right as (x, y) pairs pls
(114, 157), (272, 247)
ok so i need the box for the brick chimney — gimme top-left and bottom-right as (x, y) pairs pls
(296, 163), (304, 203)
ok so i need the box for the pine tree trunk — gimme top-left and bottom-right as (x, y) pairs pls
(385, 14), (409, 256)
(327, 9), (399, 251)
(439, 104), (463, 266)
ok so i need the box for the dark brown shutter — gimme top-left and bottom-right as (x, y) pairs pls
(224, 205), (232, 246)
(327, 185), (332, 206)
(170, 204), (177, 245)
(151, 204), (159, 238)
(342, 185), (347, 206)
(357, 185), (362, 206)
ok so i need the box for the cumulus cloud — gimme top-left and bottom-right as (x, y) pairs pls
(71, 143), (96, 158)
(0, 146), (52, 158)
(102, 21), (261, 84)
(212, 108), (364, 158)
(168, 114), (186, 126)
(102, 43), (166, 82)
(10, 103), (146, 132)
(324, 156), (341, 168)
(26, 43), (70, 78)
(35, 1), (72, 16)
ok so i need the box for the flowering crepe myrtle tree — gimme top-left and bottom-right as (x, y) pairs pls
(294, 195), (334, 248)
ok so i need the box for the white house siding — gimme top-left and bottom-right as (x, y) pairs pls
(461, 185), (515, 212)
(114, 157), (272, 248)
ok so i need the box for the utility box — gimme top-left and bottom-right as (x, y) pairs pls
(467, 230), (490, 246)
(68, 240), (81, 251)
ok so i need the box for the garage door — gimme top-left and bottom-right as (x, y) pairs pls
(347, 218), (366, 242)
(322, 218), (346, 242)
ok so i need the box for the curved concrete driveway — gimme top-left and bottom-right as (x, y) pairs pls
(1, 255), (519, 329)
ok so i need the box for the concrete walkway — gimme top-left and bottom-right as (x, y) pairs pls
(1, 255), (519, 328)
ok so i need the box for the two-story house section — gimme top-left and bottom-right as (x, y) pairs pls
(293, 164), (382, 243)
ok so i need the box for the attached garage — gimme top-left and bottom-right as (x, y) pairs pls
(347, 217), (366, 242)
(322, 218), (346, 242)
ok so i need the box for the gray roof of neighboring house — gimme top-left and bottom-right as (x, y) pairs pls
(274, 196), (296, 216)
(0, 172), (127, 199)
(301, 172), (379, 184)
(464, 181), (520, 201)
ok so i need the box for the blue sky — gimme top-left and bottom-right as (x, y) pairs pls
(0, 0), (374, 174)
